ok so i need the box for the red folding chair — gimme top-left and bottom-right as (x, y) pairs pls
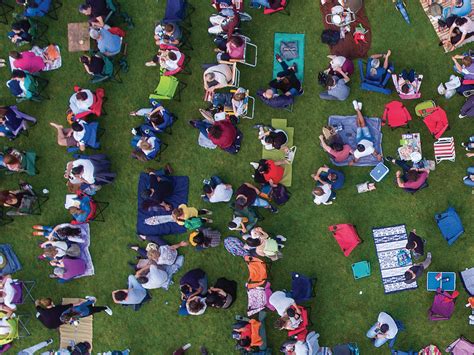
(264, 0), (290, 15)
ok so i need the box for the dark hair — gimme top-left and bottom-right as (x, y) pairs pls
(140, 189), (153, 199)
(192, 232), (210, 247)
(205, 292), (224, 308)
(114, 290), (127, 301)
(12, 69), (26, 79)
(463, 56), (473, 67)
(406, 240), (415, 250)
(168, 51), (177, 61)
(230, 35), (244, 47)
(71, 165), (84, 175)
(235, 196), (247, 209)
(356, 144), (366, 152)
(149, 111), (164, 125)
(257, 160), (269, 174)
(380, 324), (389, 333)
(454, 17), (468, 26)
(274, 317), (288, 329)
(56, 226), (82, 238)
(0, 190), (14, 205)
(137, 276), (148, 284)
(203, 184), (213, 194)
(332, 142), (343, 152)
(313, 187), (324, 196)
(164, 23), (174, 32)
(79, 4), (91, 12)
(327, 173), (337, 181)
(237, 338), (251, 348)
(80, 55), (90, 64)
(180, 284), (192, 294)
(325, 75), (336, 89)
(208, 125), (223, 139)
(71, 122), (84, 132)
(286, 307), (296, 317)
(404, 271), (413, 281)
(9, 51), (21, 59)
(406, 170), (419, 182)
(76, 91), (88, 101)
(246, 238), (261, 247)
(264, 135), (274, 145)
(401, 83), (410, 94)
(188, 298), (205, 313)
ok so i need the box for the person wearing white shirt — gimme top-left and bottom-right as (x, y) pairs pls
(312, 184), (334, 205)
(203, 176), (233, 203)
(69, 90), (94, 115)
(66, 159), (95, 185)
(137, 264), (169, 290)
(269, 291), (297, 317)
(366, 312), (398, 348)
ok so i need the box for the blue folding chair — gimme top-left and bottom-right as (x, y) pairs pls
(290, 272), (316, 303)
(358, 59), (394, 95)
(164, 0), (195, 27)
(435, 206), (464, 245)
(388, 318), (405, 349)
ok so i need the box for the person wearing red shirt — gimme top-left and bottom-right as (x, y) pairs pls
(208, 120), (237, 149)
(252, 159), (286, 186)
(386, 157), (430, 192)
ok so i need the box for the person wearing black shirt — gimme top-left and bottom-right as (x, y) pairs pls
(234, 183), (277, 213)
(404, 252), (432, 284)
(269, 54), (303, 96)
(79, 0), (108, 28)
(80, 55), (105, 76)
(406, 229), (425, 259)
(141, 167), (174, 211)
(35, 298), (72, 329)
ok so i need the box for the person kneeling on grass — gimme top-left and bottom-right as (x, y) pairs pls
(348, 100), (383, 165)
(366, 312), (398, 348)
(311, 165), (345, 190)
(404, 252), (432, 284)
(319, 67), (351, 101)
(385, 157), (430, 192)
(406, 229), (426, 260)
(112, 275), (147, 306)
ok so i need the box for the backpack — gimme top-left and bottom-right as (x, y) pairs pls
(270, 184), (291, 205)
(224, 237), (249, 257)
(321, 29), (340, 46)
(245, 256), (268, 289)
(280, 41), (299, 60)
(184, 217), (203, 230)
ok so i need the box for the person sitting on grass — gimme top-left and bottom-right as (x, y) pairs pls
(112, 275), (147, 306)
(214, 35), (245, 62)
(179, 268), (208, 316)
(59, 297), (112, 325)
(251, 159), (287, 187)
(189, 228), (221, 250)
(311, 165), (345, 191)
(155, 21), (182, 46)
(406, 229), (426, 260)
(312, 183), (335, 206)
(79, 0), (108, 28)
(318, 134), (353, 163)
(38, 238), (82, 261)
(404, 252), (432, 284)
(366, 312), (398, 348)
(244, 227), (286, 261)
(385, 157), (430, 192)
(206, 278), (237, 309)
(367, 50), (392, 81)
(234, 182), (278, 213)
(202, 176), (233, 203)
(171, 204), (213, 226)
(80, 54), (105, 76)
(254, 124), (288, 151)
(349, 100), (383, 165)
(130, 234), (187, 266)
(49, 121), (90, 152)
(319, 67), (351, 101)
(270, 54), (303, 97)
(49, 257), (87, 281)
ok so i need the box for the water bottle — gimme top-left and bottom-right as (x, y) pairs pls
(173, 343), (191, 355)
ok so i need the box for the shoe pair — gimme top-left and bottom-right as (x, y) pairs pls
(352, 100), (362, 111)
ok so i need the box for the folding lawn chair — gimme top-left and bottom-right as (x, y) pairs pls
(358, 59), (394, 95)
(5, 108), (37, 140)
(332, 343), (360, 355)
(91, 53), (123, 84)
(435, 206), (464, 245)
(66, 121), (102, 153)
(0, 149), (37, 176)
(351, 261), (371, 280)
(149, 75), (187, 102)
(428, 288), (458, 321)
(70, 87), (106, 122)
(70, 194), (109, 224)
(233, 311), (269, 354)
(245, 256), (269, 289)
(11, 280), (36, 304)
(264, 0), (290, 16)
(434, 137), (455, 163)
(289, 272), (316, 303)
(391, 74), (423, 100)
(218, 88), (255, 119)
(158, 44), (191, 76)
(0, 0), (14, 24)
(224, 35), (258, 67)
(446, 336), (474, 354)
(164, 0), (195, 28)
(5, 190), (49, 218)
(44, 0), (62, 20)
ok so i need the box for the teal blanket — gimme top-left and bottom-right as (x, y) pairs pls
(273, 33), (305, 82)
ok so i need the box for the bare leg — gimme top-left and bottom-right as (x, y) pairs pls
(355, 109), (366, 127)
(50, 122), (69, 146)
(383, 50), (391, 69)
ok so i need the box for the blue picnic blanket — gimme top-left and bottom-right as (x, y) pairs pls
(328, 115), (383, 167)
(136, 173), (189, 236)
(0, 244), (22, 276)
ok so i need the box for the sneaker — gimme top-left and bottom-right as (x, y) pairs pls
(463, 176), (468, 181)
(469, 315), (474, 321)
(206, 219), (213, 223)
(278, 235), (287, 241)
(131, 128), (137, 135)
(352, 100), (359, 111)
(459, 114), (467, 118)
(200, 209), (212, 215)
(188, 120), (197, 128)
(145, 61), (157, 67)
(136, 234), (146, 241)
(275, 53), (282, 62)
(358, 101), (362, 110)
(269, 205), (279, 213)
(32, 231), (44, 236)
(85, 296), (97, 303)
(127, 244), (139, 250)
(104, 306), (113, 316)
(250, 162), (259, 169)
(46, 338), (53, 345)
(384, 156), (394, 163)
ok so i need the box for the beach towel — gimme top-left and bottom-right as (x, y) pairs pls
(372, 224), (418, 294)
(59, 298), (93, 350)
(261, 119), (294, 187)
(64, 224), (94, 281)
(419, 0), (474, 52)
(273, 33), (305, 82)
(320, 0), (372, 59)
(328, 115), (383, 166)
(136, 173), (188, 236)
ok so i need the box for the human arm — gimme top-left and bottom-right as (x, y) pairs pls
(452, 56), (463, 73)
(244, 183), (260, 194)
(170, 241), (188, 250)
(203, 71), (210, 90)
(454, 32), (467, 48)
(335, 67), (350, 83)
(395, 170), (405, 188)
(91, 16), (105, 28)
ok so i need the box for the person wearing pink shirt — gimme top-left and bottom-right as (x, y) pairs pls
(9, 50), (45, 73)
(214, 35), (245, 61)
(318, 134), (353, 163)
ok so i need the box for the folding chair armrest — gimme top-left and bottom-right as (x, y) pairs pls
(358, 59), (365, 80)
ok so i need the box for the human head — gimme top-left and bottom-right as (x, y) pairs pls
(332, 142), (343, 152)
(71, 122), (84, 132)
(404, 270), (414, 281)
(325, 75), (336, 89)
(180, 284), (192, 295)
(454, 17), (468, 26)
(371, 58), (380, 69)
(139, 140), (152, 151)
(146, 248), (161, 262)
(401, 83), (411, 94)
(237, 338), (251, 348)
(68, 206), (81, 215)
(56, 226), (81, 238)
(191, 231), (208, 246)
(208, 124), (223, 139)
(140, 189), (153, 199)
(235, 195), (247, 210)
(312, 187), (324, 196)
(228, 221), (237, 229)
(205, 292), (223, 308)
(245, 237), (261, 247)
(406, 240), (415, 250)
(43, 246), (58, 258)
(229, 35), (244, 47)
(263, 89), (274, 99)
(406, 170), (419, 182)
(114, 290), (127, 301)
(356, 144), (366, 153)
(328, 173), (337, 181)
(9, 51), (21, 59)
(203, 184), (213, 194)
(12, 69), (26, 79)
(78, 4), (92, 15)
(80, 55), (90, 65)
(205, 72), (215, 82)
(76, 91), (88, 101)
(3, 154), (19, 165)
(462, 56), (473, 67)
(137, 276), (149, 284)
(172, 207), (184, 219)
(71, 165), (84, 177)
(0, 190), (15, 205)
(35, 298), (53, 308)
(379, 324), (389, 334)
(89, 29), (100, 40)
(164, 23), (175, 34)
(167, 51), (177, 61)
(274, 316), (290, 329)
(188, 298), (205, 313)
(149, 111), (164, 124)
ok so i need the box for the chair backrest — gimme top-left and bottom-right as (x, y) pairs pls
(164, 0), (186, 22)
(429, 289), (457, 320)
(245, 256), (267, 289)
(11, 282), (23, 305)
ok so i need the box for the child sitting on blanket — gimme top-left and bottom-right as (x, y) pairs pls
(348, 100), (383, 165)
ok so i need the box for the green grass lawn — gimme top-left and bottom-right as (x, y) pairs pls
(1, 0), (474, 353)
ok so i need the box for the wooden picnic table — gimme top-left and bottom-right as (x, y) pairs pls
(68, 22), (90, 52)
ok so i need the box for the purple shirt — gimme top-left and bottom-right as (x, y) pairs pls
(61, 258), (86, 280)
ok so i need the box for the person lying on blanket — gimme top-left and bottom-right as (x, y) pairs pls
(404, 252), (432, 284)
(270, 54), (303, 97)
(367, 50), (392, 81)
(385, 157), (430, 191)
(59, 297), (112, 325)
(141, 166), (174, 212)
(319, 67), (351, 101)
(250, 159), (288, 187)
(348, 101), (383, 165)
(440, 16), (474, 51)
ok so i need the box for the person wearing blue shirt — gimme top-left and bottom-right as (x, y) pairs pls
(129, 100), (174, 133)
(367, 50), (392, 81)
(18, 0), (51, 18)
(68, 195), (92, 223)
(311, 165), (345, 190)
(90, 26), (122, 57)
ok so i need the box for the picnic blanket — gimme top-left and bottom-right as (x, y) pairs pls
(372, 224), (418, 294)
(9, 45), (62, 72)
(136, 173), (188, 236)
(419, 0), (474, 53)
(262, 119), (294, 187)
(69, 224), (94, 280)
(273, 33), (305, 82)
(328, 115), (383, 166)
(0, 244), (21, 276)
(320, 0), (372, 59)
(60, 298), (93, 350)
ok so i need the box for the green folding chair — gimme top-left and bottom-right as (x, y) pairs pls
(351, 261), (371, 280)
(149, 75), (187, 102)
(91, 54), (122, 84)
